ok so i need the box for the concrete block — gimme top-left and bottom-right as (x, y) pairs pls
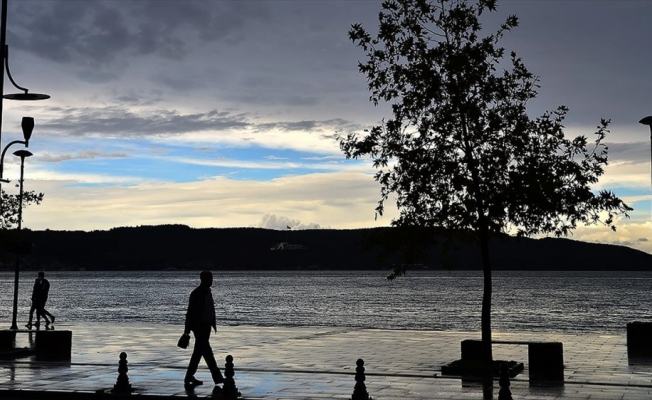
(529, 342), (563, 381)
(34, 330), (72, 360)
(627, 321), (652, 356)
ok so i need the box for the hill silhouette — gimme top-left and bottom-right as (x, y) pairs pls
(3, 225), (650, 272)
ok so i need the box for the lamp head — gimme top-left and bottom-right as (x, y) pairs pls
(640, 116), (652, 126)
(21, 117), (34, 144)
(3, 92), (50, 101)
(13, 150), (33, 160)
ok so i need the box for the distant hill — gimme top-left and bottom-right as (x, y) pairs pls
(2, 225), (650, 272)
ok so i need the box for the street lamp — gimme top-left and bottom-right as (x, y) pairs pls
(639, 116), (652, 227)
(0, 0), (49, 330)
(8, 148), (31, 331)
(0, 116), (34, 330)
(0, 116), (32, 182)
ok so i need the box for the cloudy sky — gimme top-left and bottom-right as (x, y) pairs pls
(1, 0), (650, 254)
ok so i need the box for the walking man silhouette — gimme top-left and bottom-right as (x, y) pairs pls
(183, 270), (225, 387)
(26, 272), (55, 329)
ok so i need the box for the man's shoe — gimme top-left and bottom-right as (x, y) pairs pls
(184, 377), (203, 386)
(214, 375), (225, 385)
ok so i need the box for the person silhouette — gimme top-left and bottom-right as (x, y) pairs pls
(183, 270), (225, 387)
(26, 272), (55, 329)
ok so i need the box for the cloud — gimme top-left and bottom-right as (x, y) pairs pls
(37, 150), (129, 163)
(23, 172), (393, 231)
(255, 214), (322, 230)
(35, 105), (364, 156)
(149, 72), (204, 93)
(301, 155), (343, 161)
(559, 217), (652, 255)
(9, 0), (271, 81)
(111, 89), (163, 106)
(157, 155), (362, 173)
(40, 107), (249, 137)
(39, 106), (362, 138)
(232, 93), (321, 107)
(605, 141), (651, 164)
(593, 162), (651, 190)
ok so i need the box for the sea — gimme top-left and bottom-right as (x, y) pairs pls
(1, 270), (651, 335)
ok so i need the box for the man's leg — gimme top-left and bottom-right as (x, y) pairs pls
(186, 339), (204, 381)
(42, 308), (53, 326)
(186, 326), (212, 384)
(201, 334), (224, 383)
(42, 308), (54, 323)
(26, 304), (35, 327)
(36, 306), (49, 326)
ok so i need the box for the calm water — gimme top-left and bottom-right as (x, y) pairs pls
(0, 270), (650, 334)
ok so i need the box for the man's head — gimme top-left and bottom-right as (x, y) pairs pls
(199, 270), (213, 287)
(38, 272), (45, 278)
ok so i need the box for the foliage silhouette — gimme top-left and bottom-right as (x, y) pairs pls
(340, 0), (632, 363)
(0, 188), (44, 254)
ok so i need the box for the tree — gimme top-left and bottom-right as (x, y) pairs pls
(340, 0), (631, 364)
(0, 189), (44, 254)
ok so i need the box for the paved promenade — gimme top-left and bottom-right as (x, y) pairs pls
(1, 322), (652, 399)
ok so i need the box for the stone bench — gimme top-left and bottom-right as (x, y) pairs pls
(461, 339), (564, 380)
(0, 329), (71, 360)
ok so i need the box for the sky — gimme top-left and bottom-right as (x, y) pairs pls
(0, 0), (650, 254)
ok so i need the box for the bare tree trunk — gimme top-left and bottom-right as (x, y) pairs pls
(460, 111), (493, 364)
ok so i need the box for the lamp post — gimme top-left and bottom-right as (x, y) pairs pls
(0, 0), (49, 330)
(9, 148), (31, 331)
(639, 116), (652, 226)
(0, 116), (34, 330)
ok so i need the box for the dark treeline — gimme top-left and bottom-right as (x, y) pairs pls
(3, 225), (650, 271)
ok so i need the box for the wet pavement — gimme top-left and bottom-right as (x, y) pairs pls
(1, 322), (652, 399)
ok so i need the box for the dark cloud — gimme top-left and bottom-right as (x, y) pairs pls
(38, 106), (361, 139)
(605, 142), (651, 164)
(37, 150), (129, 163)
(495, 2), (652, 127)
(9, 0), (270, 81)
(150, 72), (204, 93)
(231, 93), (321, 107)
(111, 89), (163, 106)
(40, 107), (250, 137)
(10, 1), (131, 82)
(638, 238), (650, 243)
(256, 118), (363, 134)
(259, 121), (319, 132)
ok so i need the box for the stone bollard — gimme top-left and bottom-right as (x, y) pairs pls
(351, 358), (372, 400)
(498, 363), (513, 400)
(112, 352), (132, 395)
(222, 354), (241, 399)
